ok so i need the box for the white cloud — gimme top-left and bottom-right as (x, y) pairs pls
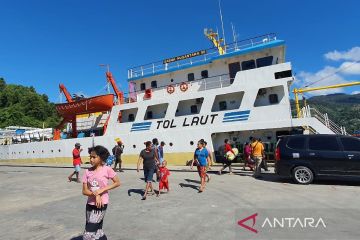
(296, 46), (360, 96)
(352, 91), (360, 95)
(338, 61), (360, 75)
(324, 46), (360, 61)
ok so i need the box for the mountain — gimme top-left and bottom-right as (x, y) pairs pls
(292, 93), (360, 134)
(0, 78), (60, 129)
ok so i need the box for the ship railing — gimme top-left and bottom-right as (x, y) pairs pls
(128, 33), (277, 79)
(299, 105), (347, 135)
(122, 73), (232, 104)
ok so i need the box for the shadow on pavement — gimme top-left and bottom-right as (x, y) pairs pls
(179, 183), (199, 191)
(128, 188), (144, 196)
(184, 178), (200, 184)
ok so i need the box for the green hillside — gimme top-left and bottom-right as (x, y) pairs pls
(292, 93), (360, 134)
(0, 78), (60, 129)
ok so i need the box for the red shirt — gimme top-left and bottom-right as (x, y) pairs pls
(72, 148), (82, 166)
(225, 143), (234, 154)
(159, 167), (170, 182)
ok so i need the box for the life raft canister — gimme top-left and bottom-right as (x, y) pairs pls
(179, 82), (188, 92)
(167, 85), (175, 94)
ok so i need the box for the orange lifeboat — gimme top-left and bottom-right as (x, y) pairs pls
(55, 94), (114, 118)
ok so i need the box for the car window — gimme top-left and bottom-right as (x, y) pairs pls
(286, 137), (306, 150)
(340, 137), (360, 152)
(309, 136), (340, 151)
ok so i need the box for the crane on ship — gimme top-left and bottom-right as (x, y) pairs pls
(204, 28), (226, 55)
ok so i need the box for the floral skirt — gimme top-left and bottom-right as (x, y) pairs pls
(83, 204), (108, 240)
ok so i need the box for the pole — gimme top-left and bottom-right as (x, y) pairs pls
(218, 0), (226, 50)
(294, 89), (301, 118)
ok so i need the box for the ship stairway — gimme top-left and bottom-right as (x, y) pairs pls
(300, 105), (348, 135)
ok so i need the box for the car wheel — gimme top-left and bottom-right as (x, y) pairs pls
(292, 166), (314, 184)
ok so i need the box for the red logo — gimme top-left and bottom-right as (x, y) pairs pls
(238, 213), (258, 234)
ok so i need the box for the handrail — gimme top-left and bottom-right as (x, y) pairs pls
(299, 105), (347, 135)
(122, 74), (232, 104)
(128, 33), (277, 79)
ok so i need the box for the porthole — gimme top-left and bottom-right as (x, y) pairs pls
(51, 150), (54, 153)
(170, 79), (174, 82)
(42, 150), (44, 153)
(33, 151), (35, 153)
(133, 145), (136, 149)
(169, 142), (173, 147)
(19, 152), (21, 154)
(58, 149), (61, 152)
(190, 141), (194, 146)
(27, 151), (29, 154)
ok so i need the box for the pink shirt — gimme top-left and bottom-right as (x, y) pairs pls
(82, 166), (116, 205)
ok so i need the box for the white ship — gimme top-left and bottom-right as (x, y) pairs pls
(0, 31), (346, 165)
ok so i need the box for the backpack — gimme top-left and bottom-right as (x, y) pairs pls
(106, 155), (115, 166)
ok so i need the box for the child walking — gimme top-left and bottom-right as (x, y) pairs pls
(158, 160), (170, 195)
(82, 145), (121, 240)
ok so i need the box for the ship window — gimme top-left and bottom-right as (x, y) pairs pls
(144, 103), (168, 120)
(269, 94), (279, 104)
(188, 73), (195, 81)
(140, 83), (146, 91)
(146, 111), (153, 119)
(128, 114), (135, 122)
(120, 108), (138, 123)
(219, 101), (227, 110)
(241, 60), (255, 71)
(151, 81), (157, 88)
(275, 70), (292, 79)
(254, 85), (284, 107)
(171, 78), (174, 82)
(190, 105), (198, 113)
(176, 97), (204, 116)
(256, 56), (273, 68)
(201, 70), (208, 79)
(211, 91), (244, 112)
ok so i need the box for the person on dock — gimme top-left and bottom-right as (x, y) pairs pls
(204, 141), (214, 170)
(68, 143), (83, 183)
(191, 139), (210, 192)
(82, 145), (120, 240)
(251, 138), (265, 178)
(112, 138), (124, 172)
(218, 139), (235, 175)
(158, 160), (170, 195)
(243, 142), (254, 171)
(152, 138), (160, 181)
(137, 141), (159, 200)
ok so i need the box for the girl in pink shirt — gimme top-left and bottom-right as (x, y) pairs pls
(82, 145), (121, 240)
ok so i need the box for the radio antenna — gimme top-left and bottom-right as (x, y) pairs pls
(231, 22), (238, 50)
(218, 0), (226, 48)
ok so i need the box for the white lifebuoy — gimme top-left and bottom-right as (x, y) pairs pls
(167, 85), (175, 94)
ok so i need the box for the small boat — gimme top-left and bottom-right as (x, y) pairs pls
(55, 94), (114, 117)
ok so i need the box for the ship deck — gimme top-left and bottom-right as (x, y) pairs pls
(0, 164), (359, 239)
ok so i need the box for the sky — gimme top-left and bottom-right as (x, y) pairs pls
(1, 0), (360, 102)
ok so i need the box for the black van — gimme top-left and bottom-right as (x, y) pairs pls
(274, 134), (360, 184)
